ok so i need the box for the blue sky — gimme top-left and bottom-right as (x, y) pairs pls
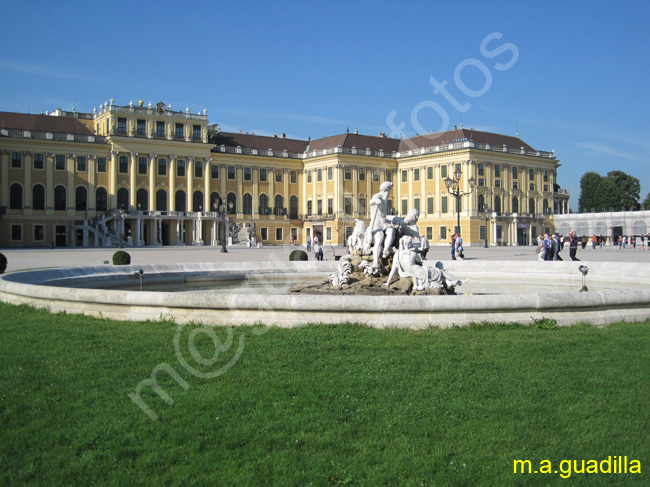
(1, 0), (649, 209)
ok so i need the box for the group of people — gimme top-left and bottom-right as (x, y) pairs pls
(537, 231), (581, 261)
(305, 235), (324, 261)
(450, 233), (464, 260)
(617, 235), (650, 250)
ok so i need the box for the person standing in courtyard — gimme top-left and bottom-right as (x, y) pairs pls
(306, 235), (311, 253)
(420, 234), (430, 260)
(455, 233), (464, 260)
(569, 231), (579, 261)
(451, 233), (457, 260)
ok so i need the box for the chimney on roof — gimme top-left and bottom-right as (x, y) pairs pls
(354, 128), (359, 134)
(281, 133), (286, 138)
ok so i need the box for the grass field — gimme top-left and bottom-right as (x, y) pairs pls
(0, 302), (648, 486)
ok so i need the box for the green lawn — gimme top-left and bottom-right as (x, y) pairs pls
(0, 302), (648, 486)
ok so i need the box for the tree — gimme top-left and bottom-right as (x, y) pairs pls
(578, 170), (641, 212)
(607, 170), (640, 210)
(643, 193), (650, 210)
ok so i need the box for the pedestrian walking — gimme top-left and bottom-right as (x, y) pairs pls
(451, 233), (457, 260)
(455, 233), (464, 259)
(306, 235), (311, 253)
(420, 234), (430, 260)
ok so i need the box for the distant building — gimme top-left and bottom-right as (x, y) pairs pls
(0, 99), (568, 248)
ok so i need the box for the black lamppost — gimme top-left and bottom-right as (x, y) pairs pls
(483, 204), (490, 248)
(444, 164), (476, 237)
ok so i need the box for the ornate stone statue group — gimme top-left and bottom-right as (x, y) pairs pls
(328, 181), (467, 295)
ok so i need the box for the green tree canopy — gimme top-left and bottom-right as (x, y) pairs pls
(642, 193), (650, 210)
(578, 170), (641, 212)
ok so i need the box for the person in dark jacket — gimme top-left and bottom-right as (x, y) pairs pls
(569, 231), (579, 261)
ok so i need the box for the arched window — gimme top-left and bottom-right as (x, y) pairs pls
(227, 192), (236, 214)
(117, 188), (129, 210)
(210, 192), (221, 211)
(137, 188), (148, 211)
(529, 198), (535, 215)
(259, 194), (269, 215)
(54, 185), (66, 211)
(96, 187), (108, 212)
(9, 183), (23, 209)
(289, 195), (299, 219)
(477, 194), (485, 212)
(175, 190), (186, 212)
(156, 189), (167, 211)
(243, 193), (253, 215)
(274, 194), (284, 215)
(75, 186), (87, 211)
(193, 191), (203, 212)
(511, 197), (519, 214)
(32, 184), (45, 210)
(493, 196), (501, 214)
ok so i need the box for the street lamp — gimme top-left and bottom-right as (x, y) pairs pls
(483, 204), (490, 248)
(444, 163), (476, 237)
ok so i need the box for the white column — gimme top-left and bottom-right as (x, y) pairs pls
(129, 152), (138, 209)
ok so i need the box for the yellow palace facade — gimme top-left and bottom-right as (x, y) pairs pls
(0, 99), (569, 248)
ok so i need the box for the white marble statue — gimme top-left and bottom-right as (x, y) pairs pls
(368, 181), (396, 269)
(329, 255), (353, 289)
(347, 219), (367, 253)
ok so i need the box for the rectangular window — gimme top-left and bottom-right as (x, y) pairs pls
(55, 155), (66, 171)
(307, 200), (312, 216)
(275, 170), (282, 183)
(228, 166), (236, 180)
(385, 170), (392, 182)
(401, 199), (408, 215)
(117, 117), (127, 134)
(11, 224), (22, 241)
(175, 123), (184, 139)
(512, 166), (518, 179)
(77, 156), (87, 173)
(414, 197), (420, 211)
(441, 165), (447, 178)
(373, 169), (379, 182)
(177, 160), (186, 177)
(158, 158), (167, 176)
(529, 182), (535, 191)
(307, 170), (312, 183)
(359, 197), (366, 214)
(440, 226), (447, 240)
(442, 196), (448, 213)
(259, 168), (267, 182)
(401, 170), (407, 183)
(359, 168), (365, 181)
(344, 197), (352, 215)
(327, 198), (333, 214)
(11, 152), (21, 168)
(119, 155), (128, 174)
(194, 161), (203, 179)
(33, 153), (44, 170)
(276, 228), (283, 241)
(529, 168), (534, 180)
(193, 125), (201, 140)
(413, 168), (420, 181)
(495, 180), (501, 188)
(427, 166), (434, 180)
(543, 184), (549, 192)
(244, 167), (252, 181)
(138, 157), (147, 175)
(326, 227), (332, 241)
(497, 226), (503, 239)
(478, 162), (484, 176)
(454, 163), (461, 175)
(34, 224), (44, 241)
(97, 157), (107, 173)
(156, 121), (165, 137)
(480, 225), (486, 241)
(317, 199), (322, 215)
(211, 164), (219, 179)
(331, 167), (337, 180)
(543, 170), (549, 182)
(478, 178), (485, 187)
(427, 197), (434, 214)
(137, 119), (146, 136)
(317, 168), (322, 182)
(260, 227), (268, 241)
(290, 170), (297, 184)
(513, 181), (519, 190)
(494, 165), (501, 178)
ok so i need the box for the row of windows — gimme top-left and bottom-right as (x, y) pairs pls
(306, 168), (393, 184)
(115, 118), (202, 141)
